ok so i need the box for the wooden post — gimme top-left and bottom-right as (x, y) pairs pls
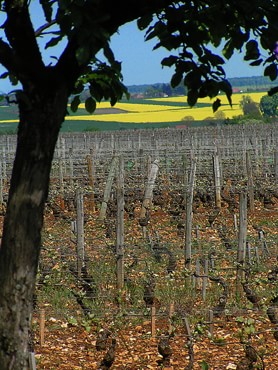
(195, 258), (201, 289)
(233, 214), (238, 232)
(40, 309), (45, 346)
(254, 245), (260, 265)
(202, 259), (208, 301)
(183, 316), (191, 339)
(246, 151), (255, 212)
(213, 150), (221, 208)
(185, 154), (196, 269)
(274, 150), (278, 184)
(236, 193), (247, 296)
(69, 148), (74, 188)
(168, 303), (174, 334)
(195, 225), (200, 239)
(208, 310), (214, 338)
(29, 352), (37, 370)
(99, 156), (118, 220)
(2, 147), (6, 181)
(246, 241), (251, 265)
(86, 152), (95, 212)
(139, 159), (159, 223)
(76, 189), (85, 277)
(58, 155), (64, 201)
(116, 156), (125, 290)
(151, 305), (156, 337)
(182, 316), (194, 370)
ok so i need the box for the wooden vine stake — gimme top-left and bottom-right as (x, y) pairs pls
(168, 303), (174, 334)
(76, 189), (85, 277)
(58, 155), (64, 204)
(29, 352), (37, 370)
(86, 150), (95, 212)
(202, 259), (209, 301)
(116, 156), (125, 290)
(151, 305), (156, 337)
(0, 162), (3, 206)
(99, 156), (119, 220)
(195, 258), (201, 290)
(185, 153), (196, 269)
(208, 309), (214, 338)
(68, 148), (74, 187)
(236, 192), (247, 297)
(139, 159), (159, 235)
(233, 214), (238, 232)
(39, 309), (45, 346)
(275, 150), (278, 184)
(182, 316), (194, 370)
(246, 151), (255, 212)
(213, 149), (222, 209)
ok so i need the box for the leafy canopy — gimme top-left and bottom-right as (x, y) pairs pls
(0, 0), (277, 112)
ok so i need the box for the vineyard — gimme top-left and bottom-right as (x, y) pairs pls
(1, 123), (277, 369)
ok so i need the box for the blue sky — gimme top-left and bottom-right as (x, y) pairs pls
(0, 5), (266, 92)
(111, 21), (265, 85)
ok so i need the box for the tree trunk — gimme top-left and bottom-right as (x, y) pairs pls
(0, 87), (68, 369)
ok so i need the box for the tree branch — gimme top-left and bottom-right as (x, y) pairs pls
(4, 1), (46, 85)
(55, 0), (173, 90)
(0, 39), (16, 73)
(35, 20), (57, 37)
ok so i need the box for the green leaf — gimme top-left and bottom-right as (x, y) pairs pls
(264, 64), (277, 81)
(137, 14), (153, 31)
(201, 360), (209, 370)
(212, 98), (221, 113)
(0, 72), (9, 79)
(70, 96), (80, 112)
(161, 55), (178, 67)
(45, 36), (62, 49)
(218, 80), (233, 107)
(72, 82), (84, 95)
(187, 89), (198, 107)
(244, 40), (260, 61)
(90, 82), (103, 102)
(268, 86), (278, 96)
(9, 74), (18, 86)
(85, 97), (96, 113)
(249, 58), (263, 66)
(171, 72), (183, 88)
(223, 40), (234, 60)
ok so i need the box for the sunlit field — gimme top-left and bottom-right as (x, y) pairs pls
(0, 91), (267, 133)
(66, 91), (266, 123)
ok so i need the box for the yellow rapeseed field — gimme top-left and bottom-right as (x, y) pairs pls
(0, 91), (266, 125)
(66, 91), (266, 123)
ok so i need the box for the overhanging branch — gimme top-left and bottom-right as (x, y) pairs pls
(35, 20), (57, 37)
(4, 1), (46, 83)
(55, 0), (173, 90)
(0, 39), (16, 72)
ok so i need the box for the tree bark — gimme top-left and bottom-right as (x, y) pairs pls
(0, 86), (68, 369)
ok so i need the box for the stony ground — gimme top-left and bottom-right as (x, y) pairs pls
(32, 199), (277, 369)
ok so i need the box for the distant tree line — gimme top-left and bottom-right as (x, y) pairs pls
(228, 76), (278, 90)
(128, 76), (277, 98)
(76, 76), (277, 102)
